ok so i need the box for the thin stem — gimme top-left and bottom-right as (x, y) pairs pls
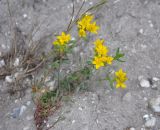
(66, 0), (75, 32)
(83, 0), (107, 15)
(58, 50), (62, 88)
(67, 0), (85, 32)
(75, 0), (85, 21)
(67, 0), (107, 32)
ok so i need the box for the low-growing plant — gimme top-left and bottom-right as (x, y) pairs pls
(33, 0), (128, 130)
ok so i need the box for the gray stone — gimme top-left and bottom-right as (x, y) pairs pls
(148, 96), (160, 114)
(144, 116), (156, 128)
(11, 108), (21, 118)
(11, 105), (27, 118)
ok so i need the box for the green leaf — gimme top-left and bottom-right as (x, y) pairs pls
(106, 76), (114, 89)
(114, 48), (125, 62)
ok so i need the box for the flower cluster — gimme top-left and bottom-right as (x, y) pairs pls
(51, 13), (127, 89)
(53, 32), (71, 46)
(77, 14), (99, 37)
(92, 39), (113, 69)
(115, 69), (127, 89)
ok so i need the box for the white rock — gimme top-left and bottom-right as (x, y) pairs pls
(71, 37), (76, 41)
(114, 0), (120, 3)
(143, 114), (150, 121)
(139, 29), (144, 34)
(46, 124), (50, 128)
(26, 101), (31, 106)
(13, 58), (20, 67)
(1, 44), (7, 49)
(78, 107), (83, 111)
(144, 116), (156, 128)
(89, 2), (93, 5)
(72, 120), (75, 124)
(139, 78), (150, 88)
(0, 59), (5, 67)
(148, 95), (160, 113)
(152, 77), (159, 82)
(23, 14), (28, 19)
(129, 128), (136, 130)
(5, 76), (14, 83)
(23, 126), (30, 130)
(19, 105), (27, 116)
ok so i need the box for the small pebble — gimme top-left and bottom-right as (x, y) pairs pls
(26, 101), (31, 106)
(152, 77), (159, 82)
(23, 127), (30, 130)
(139, 29), (144, 34)
(44, 120), (47, 123)
(19, 105), (27, 116)
(144, 116), (156, 128)
(11, 108), (21, 118)
(0, 59), (5, 67)
(1, 44), (6, 49)
(114, 0), (120, 3)
(23, 14), (28, 19)
(78, 107), (83, 111)
(143, 114), (150, 121)
(13, 58), (20, 67)
(71, 37), (76, 41)
(129, 128), (136, 130)
(72, 120), (75, 124)
(148, 95), (160, 114)
(46, 124), (50, 128)
(139, 76), (150, 88)
(5, 75), (14, 83)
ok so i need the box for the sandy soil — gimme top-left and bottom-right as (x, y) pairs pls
(0, 0), (160, 130)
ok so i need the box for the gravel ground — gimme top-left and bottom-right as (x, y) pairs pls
(0, 0), (160, 130)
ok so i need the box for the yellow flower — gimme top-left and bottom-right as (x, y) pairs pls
(115, 69), (127, 89)
(95, 44), (108, 57)
(52, 40), (59, 45)
(57, 32), (71, 45)
(101, 56), (114, 65)
(86, 22), (99, 34)
(83, 15), (94, 23)
(92, 56), (104, 69)
(78, 29), (86, 37)
(78, 15), (93, 30)
(77, 14), (99, 37)
(94, 39), (104, 46)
